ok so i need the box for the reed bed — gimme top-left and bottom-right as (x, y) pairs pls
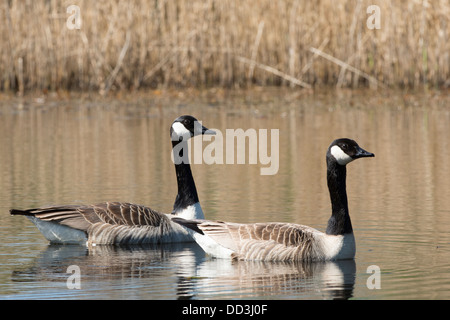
(1, 0), (449, 94)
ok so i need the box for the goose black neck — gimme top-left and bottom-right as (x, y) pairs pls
(172, 140), (199, 214)
(325, 158), (352, 235)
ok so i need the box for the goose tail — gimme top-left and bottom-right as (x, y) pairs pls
(10, 206), (89, 244)
(10, 208), (34, 216)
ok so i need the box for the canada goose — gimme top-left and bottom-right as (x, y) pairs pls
(10, 115), (214, 245)
(174, 138), (374, 261)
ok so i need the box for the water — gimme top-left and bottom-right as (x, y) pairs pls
(1, 89), (449, 300)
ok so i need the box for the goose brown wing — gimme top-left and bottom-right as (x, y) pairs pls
(10, 202), (166, 231)
(78, 202), (166, 226)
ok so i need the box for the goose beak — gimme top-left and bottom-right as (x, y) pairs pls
(201, 126), (216, 135)
(354, 147), (374, 159)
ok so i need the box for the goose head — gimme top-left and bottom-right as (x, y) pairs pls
(327, 138), (374, 166)
(170, 115), (215, 141)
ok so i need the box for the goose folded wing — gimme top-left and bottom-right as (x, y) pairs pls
(10, 202), (167, 231)
(78, 202), (167, 226)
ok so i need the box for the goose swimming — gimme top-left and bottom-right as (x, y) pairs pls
(174, 138), (374, 261)
(10, 115), (214, 245)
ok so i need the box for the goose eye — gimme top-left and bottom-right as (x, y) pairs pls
(341, 143), (348, 150)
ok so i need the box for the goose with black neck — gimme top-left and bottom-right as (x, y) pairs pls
(10, 115), (214, 245)
(174, 138), (374, 261)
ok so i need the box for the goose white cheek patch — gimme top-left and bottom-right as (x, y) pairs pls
(171, 122), (191, 140)
(330, 145), (354, 165)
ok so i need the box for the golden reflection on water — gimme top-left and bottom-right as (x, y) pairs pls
(1, 89), (449, 299)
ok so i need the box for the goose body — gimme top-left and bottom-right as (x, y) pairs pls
(10, 115), (214, 245)
(173, 220), (356, 261)
(174, 138), (374, 261)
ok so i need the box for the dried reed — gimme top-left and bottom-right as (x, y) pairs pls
(1, 0), (448, 94)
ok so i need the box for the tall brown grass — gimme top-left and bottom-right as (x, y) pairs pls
(1, 0), (449, 94)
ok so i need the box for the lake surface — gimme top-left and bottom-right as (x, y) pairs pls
(0, 88), (449, 300)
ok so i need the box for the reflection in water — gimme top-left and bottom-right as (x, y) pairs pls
(187, 257), (356, 299)
(10, 244), (355, 300)
(11, 243), (203, 282)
